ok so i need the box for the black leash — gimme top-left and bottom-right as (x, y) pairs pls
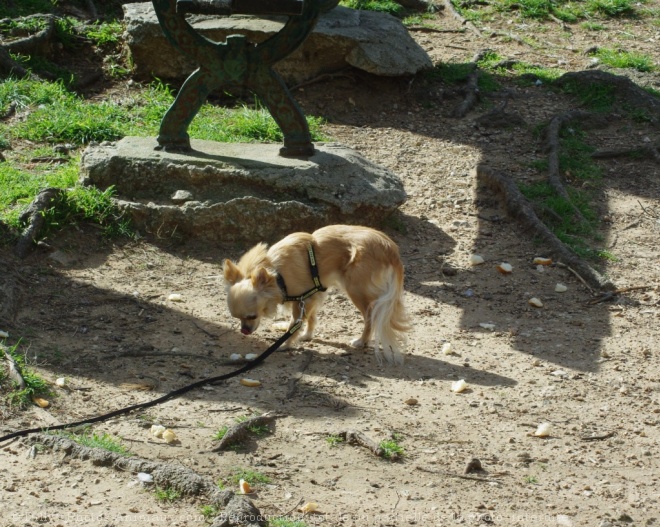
(0, 318), (303, 444)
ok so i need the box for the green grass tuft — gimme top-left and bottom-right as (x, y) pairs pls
(227, 468), (271, 486)
(60, 430), (131, 456)
(155, 487), (182, 502)
(340, 0), (404, 16)
(2, 341), (51, 409)
(591, 47), (655, 72)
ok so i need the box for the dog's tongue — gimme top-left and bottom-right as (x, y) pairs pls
(241, 328), (251, 335)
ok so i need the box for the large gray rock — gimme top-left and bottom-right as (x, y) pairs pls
(79, 137), (406, 242)
(123, 3), (432, 85)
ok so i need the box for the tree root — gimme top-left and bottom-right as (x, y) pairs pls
(477, 166), (615, 291)
(592, 142), (660, 163)
(14, 187), (63, 259)
(0, 14), (58, 80)
(334, 429), (399, 460)
(2, 343), (26, 390)
(543, 110), (592, 223)
(452, 66), (479, 118)
(0, 253), (25, 325)
(29, 433), (267, 526)
(211, 412), (282, 452)
(442, 0), (481, 37)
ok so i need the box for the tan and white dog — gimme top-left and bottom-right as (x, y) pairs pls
(223, 225), (410, 364)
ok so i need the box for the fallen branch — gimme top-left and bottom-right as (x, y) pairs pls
(477, 166), (615, 291)
(211, 412), (282, 452)
(586, 285), (654, 305)
(416, 465), (502, 484)
(581, 431), (615, 441)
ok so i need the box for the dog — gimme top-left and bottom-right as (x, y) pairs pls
(222, 225), (410, 364)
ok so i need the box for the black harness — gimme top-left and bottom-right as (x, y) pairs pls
(276, 244), (327, 302)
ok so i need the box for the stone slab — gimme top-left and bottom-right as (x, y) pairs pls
(123, 3), (432, 85)
(79, 137), (406, 242)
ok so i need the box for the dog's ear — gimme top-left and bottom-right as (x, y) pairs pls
(250, 267), (275, 290)
(223, 259), (243, 285)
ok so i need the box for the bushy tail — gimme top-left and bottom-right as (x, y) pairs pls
(370, 266), (411, 365)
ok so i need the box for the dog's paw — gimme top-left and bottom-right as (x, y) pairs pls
(350, 337), (367, 348)
(300, 331), (314, 342)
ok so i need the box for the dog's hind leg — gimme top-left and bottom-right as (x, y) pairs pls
(345, 291), (373, 348)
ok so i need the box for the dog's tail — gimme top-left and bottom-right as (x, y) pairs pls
(370, 265), (411, 365)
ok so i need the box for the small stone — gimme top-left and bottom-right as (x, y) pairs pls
(171, 189), (194, 203)
(404, 398), (418, 406)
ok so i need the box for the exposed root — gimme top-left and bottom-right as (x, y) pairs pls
(442, 0), (481, 37)
(474, 94), (526, 129)
(14, 187), (63, 259)
(334, 429), (398, 459)
(29, 433), (267, 526)
(477, 166), (615, 291)
(2, 343), (26, 390)
(543, 110), (592, 223)
(211, 412), (282, 452)
(0, 253), (25, 325)
(452, 66), (479, 118)
(592, 143), (660, 163)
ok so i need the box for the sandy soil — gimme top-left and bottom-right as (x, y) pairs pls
(1, 5), (659, 527)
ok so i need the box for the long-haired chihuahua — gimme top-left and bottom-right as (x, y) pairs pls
(223, 225), (410, 364)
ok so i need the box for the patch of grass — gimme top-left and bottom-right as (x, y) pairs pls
(62, 430), (131, 456)
(270, 519), (311, 527)
(2, 341), (51, 409)
(40, 185), (135, 239)
(557, 80), (616, 113)
(0, 0), (55, 18)
(524, 474), (539, 484)
(403, 13), (438, 26)
(340, 0), (404, 16)
(213, 425), (229, 441)
(83, 21), (124, 48)
(234, 414), (271, 436)
(326, 434), (345, 447)
(452, 0), (642, 23)
(586, 0), (636, 17)
(200, 505), (221, 520)
(581, 21), (606, 30)
(154, 486), (182, 502)
(519, 181), (604, 259)
(379, 437), (404, 460)
(590, 47), (655, 72)
(227, 468), (271, 486)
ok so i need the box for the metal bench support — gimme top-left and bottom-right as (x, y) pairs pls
(151, 0), (337, 157)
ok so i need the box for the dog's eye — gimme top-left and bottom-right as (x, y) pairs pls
(245, 315), (258, 321)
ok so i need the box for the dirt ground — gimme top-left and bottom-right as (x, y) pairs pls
(1, 4), (660, 527)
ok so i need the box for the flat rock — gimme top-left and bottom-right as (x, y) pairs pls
(123, 3), (432, 85)
(79, 137), (406, 242)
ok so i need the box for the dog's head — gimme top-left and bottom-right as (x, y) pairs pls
(223, 259), (279, 335)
